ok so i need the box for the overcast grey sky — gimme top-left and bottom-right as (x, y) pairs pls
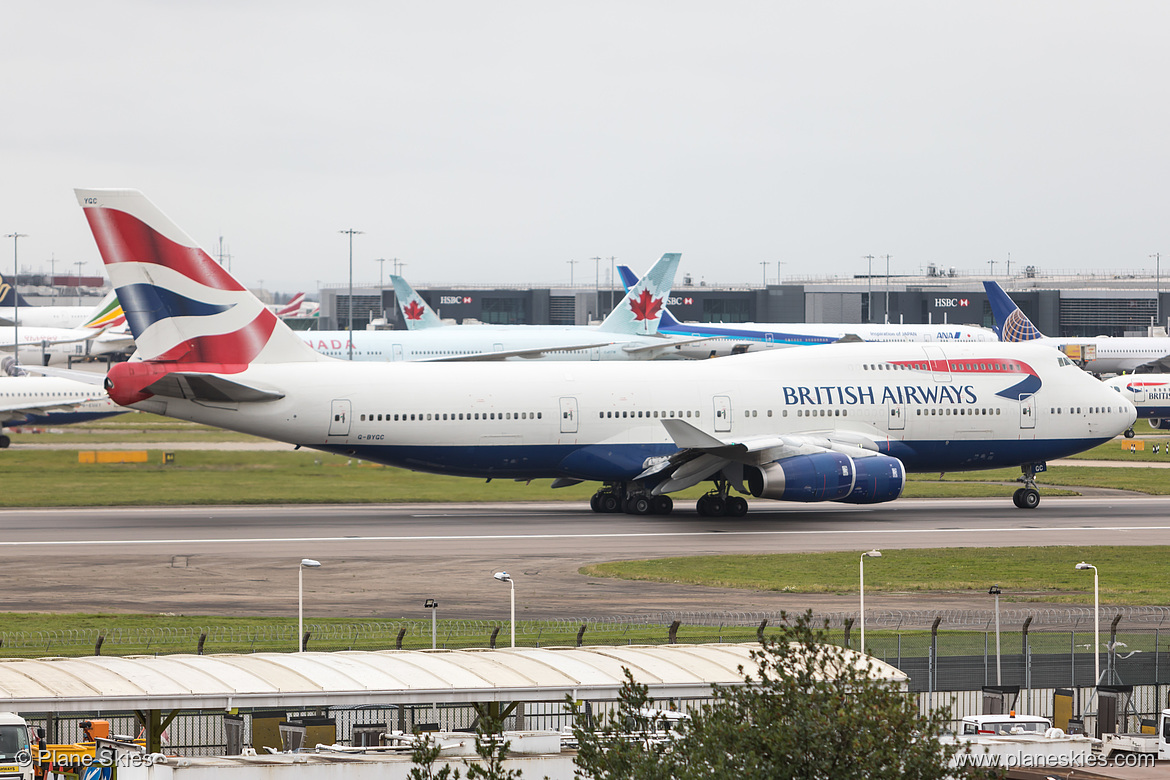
(2, 1), (1167, 293)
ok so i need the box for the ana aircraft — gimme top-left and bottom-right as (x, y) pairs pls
(0, 292), (133, 367)
(617, 265), (998, 357)
(298, 256), (710, 362)
(1104, 374), (1170, 431)
(0, 362), (124, 448)
(985, 281), (1170, 374)
(81, 189), (1134, 513)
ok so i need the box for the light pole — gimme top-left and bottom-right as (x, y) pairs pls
(566, 259), (578, 287)
(493, 571), (515, 648)
(760, 261), (768, 287)
(591, 256), (601, 317)
(859, 550), (881, 652)
(5, 233), (27, 366)
(298, 559), (322, 652)
(863, 255), (874, 323)
(884, 254), (892, 324)
(1076, 562), (1100, 685)
(74, 261), (84, 305)
(1152, 253), (1162, 329)
(989, 585), (1002, 685)
(424, 598), (439, 650)
(339, 229), (363, 360)
(374, 258), (387, 322)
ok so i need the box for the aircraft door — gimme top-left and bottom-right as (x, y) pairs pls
(713, 395), (732, 432)
(1131, 384), (1147, 404)
(591, 347), (601, 360)
(921, 346), (951, 382)
(887, 401), (905, 430)
(392, 344), (403, 361)
(1019, 394), (1036, 429)
(559, 397), (578, 434)
(329, 400), (352, 436)
(765, 333), (774, 345)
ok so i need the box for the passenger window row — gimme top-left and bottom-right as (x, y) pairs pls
(599, 410), (699, 419)
(360, 411), (544, 422)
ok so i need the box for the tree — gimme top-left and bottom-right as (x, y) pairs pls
(408, 710), (522, 780)
(572, 611), (977, 780)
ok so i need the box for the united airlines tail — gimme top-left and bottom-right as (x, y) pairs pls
(983, 281), (1044, 342)
(596, 253), (680, 335)
(76, 189), (326, 366)
(390, 275), (444, 330)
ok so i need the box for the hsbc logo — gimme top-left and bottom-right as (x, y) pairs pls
(439, 296), (473, 305)
(935, 298), (969, 308)
(666, 297), (694, 306)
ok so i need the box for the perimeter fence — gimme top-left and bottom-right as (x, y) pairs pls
(4, 606), (1170, 694)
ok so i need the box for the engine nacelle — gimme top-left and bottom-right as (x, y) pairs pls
(838, 454), (906, 504)
(745, 452), (855, 502)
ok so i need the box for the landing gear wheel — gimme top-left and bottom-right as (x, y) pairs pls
(1012, 488), (1025, 508)
(650, 495), (673, 515)
(599, 494), (620, 513)
(1019, 488), (1040, 509)
(628, 495), (652, 515)
(1124, 428), (1135, 439)
(0, 434), (9, 449)
(704, 496), (725, 516)
(726, 496), (749, 517)
(590, 493), (601, 513)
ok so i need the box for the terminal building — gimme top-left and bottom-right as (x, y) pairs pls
(317, 267), (1170, 339)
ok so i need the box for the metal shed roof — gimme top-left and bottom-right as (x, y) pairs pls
(0, 644), (907, 713)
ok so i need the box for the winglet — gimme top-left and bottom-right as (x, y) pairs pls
(983, 281), (1043, 341)
(390, 275), (444, 330)
(597, 253), (680, 335)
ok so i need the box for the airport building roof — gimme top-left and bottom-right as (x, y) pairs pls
(0, 643), (906, 713)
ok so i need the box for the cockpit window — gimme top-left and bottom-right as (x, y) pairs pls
(1057, 356), (1075, 367)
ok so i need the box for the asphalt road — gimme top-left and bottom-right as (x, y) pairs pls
(3, 496), (1169, 618)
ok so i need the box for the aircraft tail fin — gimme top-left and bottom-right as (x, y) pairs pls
(0, 275), (32, 307)
(275, 292), (306, 317)
(617, 263), (683, 329)
(79, 290), (126, 330)
(597, 253), (680, 334)
(76, 189), (327, 365)
(983, 281), (1044, 341)
(390, 275), (444, 330)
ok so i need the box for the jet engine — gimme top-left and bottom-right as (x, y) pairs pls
(838, 454), (906, 504)
(744, 452), (855, 502)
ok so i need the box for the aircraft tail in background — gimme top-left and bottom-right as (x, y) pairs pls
(79, 290), (126, 330)
(617, 263), (684, 329)
(390, 275), (444, 330)
(0, 275), (31, 308)
(983, 281), (1044, 342)
(596, 253), (680, 335)
(275, 292), (306, 318)
(76, 188), (327, 366)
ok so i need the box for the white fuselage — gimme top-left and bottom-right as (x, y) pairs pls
(1027, 335), (1170, 375)
(1104, 374), (1170, 420)
(127, 342), (1133, 483)
(0, 305), (96, 329)
(0, 326), (130, 366)
(297, 327), (690, 361)
(1, 375), (124, 426)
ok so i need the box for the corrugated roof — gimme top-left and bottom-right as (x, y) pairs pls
(0, 644), (907, 713)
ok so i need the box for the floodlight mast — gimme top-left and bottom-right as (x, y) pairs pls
(298, 559), (322, 652)
(493, 572), (515, 648)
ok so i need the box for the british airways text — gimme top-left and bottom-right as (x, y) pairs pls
(782, 385), (978, 405)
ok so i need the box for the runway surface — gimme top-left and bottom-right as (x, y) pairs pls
(4, 496), (1170, 618)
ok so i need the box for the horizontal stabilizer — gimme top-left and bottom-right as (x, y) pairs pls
(143, 372), (285, 403)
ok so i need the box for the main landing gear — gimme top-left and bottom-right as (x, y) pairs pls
(1012, 465), (1041, 510)
(589, 483), (674, 516)
(696, 478), (749, 517)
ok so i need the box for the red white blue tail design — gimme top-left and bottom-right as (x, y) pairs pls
(76, 189), (324, 365)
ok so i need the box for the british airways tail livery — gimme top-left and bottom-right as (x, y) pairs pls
(985, 281), (1170, 374)
(618, 266), (998, 354)
(83, 190), (1135, 513)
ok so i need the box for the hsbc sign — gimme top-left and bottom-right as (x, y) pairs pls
(439, 296), (473, 305)
(666, 297), (694, 306)
(934, 298), (969, 308)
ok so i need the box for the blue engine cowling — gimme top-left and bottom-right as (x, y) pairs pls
(745, 452), (855, 502)
(838, 454), (906, 504)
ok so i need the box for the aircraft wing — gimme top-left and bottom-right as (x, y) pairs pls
(143, 372), (285, 403)
(1, 394), (109, 422)
(411, 342), (618, 362)
(0, 327), (108, 351)
(12, 365), (108, 385)
(620, 335), (724, 358)
(638, 419), (885, 495)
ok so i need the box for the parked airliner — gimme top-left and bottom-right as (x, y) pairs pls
(1105, 374), (1170, 431)
(297, 255), (710, 362)
(0, 293), (133, 367)
(0, 281), (125, 329)
(617, 265), (998, 357)
(985, 281), (1170, 374)
(0, 362), (124, 448)
(81, 189), (1134, 513)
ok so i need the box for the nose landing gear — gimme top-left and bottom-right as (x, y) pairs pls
(1012, 464), (1042, 509)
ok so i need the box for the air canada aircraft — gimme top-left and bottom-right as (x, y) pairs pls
(81, 189), (1135, 513)
(298, 255), (714, 362)
(985, 281), (1170, 374)
(617, 265), (998, 357)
